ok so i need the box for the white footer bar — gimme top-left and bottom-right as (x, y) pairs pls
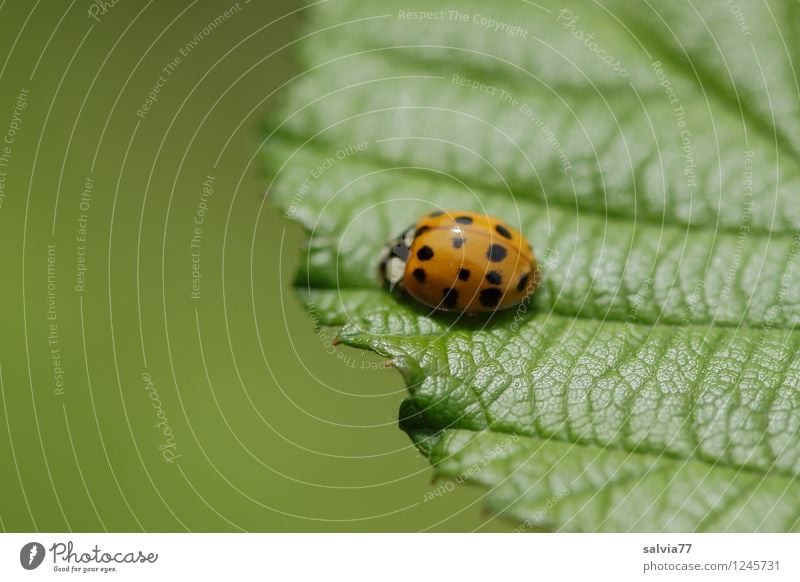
(1, 533), (797, 581)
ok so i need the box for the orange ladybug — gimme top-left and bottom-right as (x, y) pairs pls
(379, 210), (540, 313)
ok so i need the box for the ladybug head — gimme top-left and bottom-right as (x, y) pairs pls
(378, 225), (415, 292)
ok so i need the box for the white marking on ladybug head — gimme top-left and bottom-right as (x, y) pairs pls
(385, 256), (406, 291)
(380, 224), (416, 291)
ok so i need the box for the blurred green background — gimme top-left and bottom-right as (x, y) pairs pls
(0, 0), (507, 532)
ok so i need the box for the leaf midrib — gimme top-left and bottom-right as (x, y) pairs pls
(327, 292), (800, 481)
(305, 282), (798, 333)
(423, 425), (796, 489)
(272, 128), (791, 238)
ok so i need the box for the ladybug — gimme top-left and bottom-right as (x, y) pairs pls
(379, 210), (540, 313)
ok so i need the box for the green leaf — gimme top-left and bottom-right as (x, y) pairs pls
(428, 430), (800, 532)
(264, 0), (800, 531)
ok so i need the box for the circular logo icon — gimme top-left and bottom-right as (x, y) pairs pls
(19, 542), (45, 570)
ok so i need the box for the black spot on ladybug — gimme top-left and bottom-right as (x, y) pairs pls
(517, 273), (530, 292)
(452, 236), (465, 249)
(430, 211), (444, 217)
(458, 268), (471, 281)
(455, 215), (474, 225)
(495, 224), (512, 239)
(392, 242), (410, 261)
(415, 225), (431, 237)
(413, 268), (427, 283)
(486, 271), (502, 285)
(479, 287), (503, 307)
(487, 244), (507, 262)
(417, 245), (434, 261)
(442, 287), (459, 309)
